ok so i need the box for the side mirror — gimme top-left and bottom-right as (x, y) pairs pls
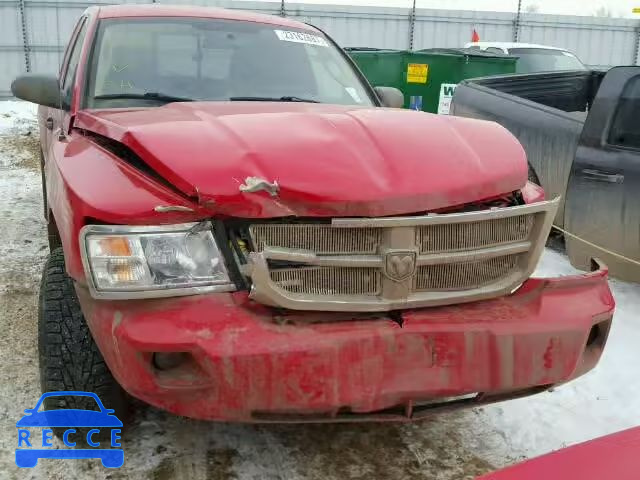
(11, 74), (64, 109)
(374, 86), (404, 108)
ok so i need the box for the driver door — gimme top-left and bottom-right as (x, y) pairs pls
(42, 17), (87, 164)
(565, 66), (640, 281)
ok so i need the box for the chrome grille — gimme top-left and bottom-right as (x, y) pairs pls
(250, 224), (382, 254)
(270, 267), (381, 295)
(414, 255), (519, 291)
(416, 216), (534, 253)
(245, 198), (559, 312)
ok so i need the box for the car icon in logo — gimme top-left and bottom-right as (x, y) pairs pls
(16, 391), (123, 468)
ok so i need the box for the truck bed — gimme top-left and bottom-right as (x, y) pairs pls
(450, 70), (605, 227)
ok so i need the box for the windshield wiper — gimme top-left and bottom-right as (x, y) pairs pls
(93, 92), (194, 103)
(229, 96), (320, 103)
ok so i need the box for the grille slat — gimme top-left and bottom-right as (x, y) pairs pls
(271, 267), (381, 296)
(416, 216), (534, 254)
(414, 255), (519, 291)
(250, 224), (382, 255)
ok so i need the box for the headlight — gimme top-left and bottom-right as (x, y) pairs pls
(80, 222), (235, 299)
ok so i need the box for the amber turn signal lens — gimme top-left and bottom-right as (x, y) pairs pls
(99, 237), (132, 256)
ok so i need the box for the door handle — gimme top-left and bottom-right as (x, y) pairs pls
(45, 117), (54, 130)
(581, 168), (624, 184)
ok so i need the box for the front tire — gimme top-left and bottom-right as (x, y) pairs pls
(38, 248), (128, 436)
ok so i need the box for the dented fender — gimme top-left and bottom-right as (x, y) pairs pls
(45, 134), (209, 280)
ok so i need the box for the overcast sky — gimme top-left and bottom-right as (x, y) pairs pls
(241, 0), (640, 18)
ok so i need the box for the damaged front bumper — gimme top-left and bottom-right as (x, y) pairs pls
(76, 260), (614, 422)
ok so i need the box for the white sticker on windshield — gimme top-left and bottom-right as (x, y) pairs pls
(274, 30), (329, 47)
(345, 87), (362, 103)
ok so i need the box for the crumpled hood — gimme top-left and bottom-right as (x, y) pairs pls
(76, 102), (527, 217)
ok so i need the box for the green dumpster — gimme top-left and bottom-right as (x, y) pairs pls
(346, 48), (517, 114)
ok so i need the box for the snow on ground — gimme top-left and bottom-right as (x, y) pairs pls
(0, 101), (37, 137)
(0, 101), (46, 295)
(0, 101), (638, 480)
(471, 258), (640, 461)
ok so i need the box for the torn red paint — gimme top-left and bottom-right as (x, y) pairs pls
(543, 338), (557, 370)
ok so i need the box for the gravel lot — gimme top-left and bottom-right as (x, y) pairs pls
(1, 102), (638, 480)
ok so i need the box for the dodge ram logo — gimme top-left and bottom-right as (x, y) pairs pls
(384, 251), (417, 282)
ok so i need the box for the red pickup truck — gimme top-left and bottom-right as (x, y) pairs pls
(12, 5), (614, 424)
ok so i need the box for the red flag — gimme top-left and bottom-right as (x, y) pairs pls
(471, 29), (480, 42)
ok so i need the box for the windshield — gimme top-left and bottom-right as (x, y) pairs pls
(85, 18), (374, 108)
(509, 48), (586, 74)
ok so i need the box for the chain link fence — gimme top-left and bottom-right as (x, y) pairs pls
(1, 0), (639, 97)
